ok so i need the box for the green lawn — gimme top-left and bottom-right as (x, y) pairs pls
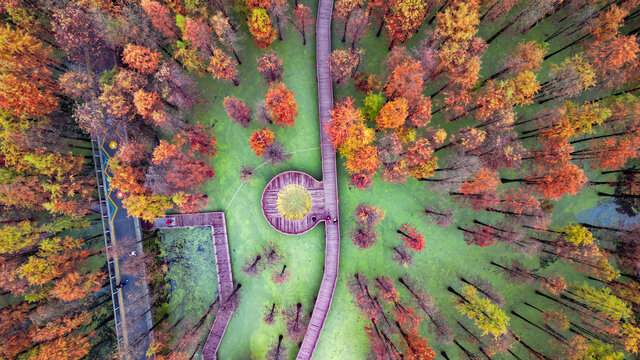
(181, 2), (629, 359)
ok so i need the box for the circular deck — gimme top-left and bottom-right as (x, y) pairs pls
(261, 171), (326, 235)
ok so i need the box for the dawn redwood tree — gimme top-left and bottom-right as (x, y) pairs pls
(491, 260), (567, 294)
(265, 82), (297, 127)
(345, 6), (370, 49)
(262, 142), (291, 166)
(241, 253), (265, 278)
(141, 0), (177, 40)
(368, 0), (392, 37)
(452, 285), (510, 339)
(351, 203), (384, 249)
(133, 89), (162, 120)
(334, 0), (363, 43)
(257, 50), (284, 83)
(248, 8), (277, 49)
(33, 333), (92, 360)
(398, 275), (454, 343)
(271, 265), (291, 284)
(211, 11), (242, 64)
(385, 0), (428, 49)
(537, 54), (596, 103)
(0, 26), (58, 117)
(350, 226), (378, 249)
(208, 48), (240, 86)
(291, 4), (314, 45)
(398, 223), (425, 252)
(268, 0), (290, 42)
(122, 44), (162, 75)
(223, 96), (251, 127)
(249, 128), (275, 156)
(354, 72), (382, 94)
(154, 61), (198, 112)
(355, 203), (386, 228)
(376, 98), (408, 130)
(267, 334), (286, 360)
(326, 97), (362, 148)
(263, 302), (278, 325)
(459, 224), (498, 248)
(405, 136), (440, 180)
(330, 49), (363, 85)
(182, 17), (214, 53)
(384, 57), (424, 103)
(282, 303), (308, 344)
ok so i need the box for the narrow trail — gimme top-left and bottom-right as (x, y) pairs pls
(296, 0), (340, 357)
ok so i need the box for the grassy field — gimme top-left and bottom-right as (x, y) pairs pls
(180, 2), (631, 359)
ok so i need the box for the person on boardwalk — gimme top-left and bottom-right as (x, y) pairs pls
(114, 279), (128, 290)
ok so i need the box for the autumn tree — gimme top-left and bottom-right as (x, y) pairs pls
(453, 285), (510, 339)
(211, 11), (242, 64)
(141, 0), (177, 40)
(208, 48), (240, 85)
(292, 4), (314, 45)
(249, 128), (276, 156)
(224, 96), (251, 127)
(398, 223), (425, 252)
(334, 0), (363, 43)
(257, 50), (283, 83)
(0, 25), (57, 117)
(330, 49), (363, 85)
(345, 6), (370, 49)
(376, 98), (408, 130)
(248, 8), (277, 49)
(265, 82), (297, 127)
(385, 0), (428, 48)
(122, 44), (162, 75)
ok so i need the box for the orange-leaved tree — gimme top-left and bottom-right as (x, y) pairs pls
(248, 8), (277, 49)
(330, 49), (362, 85)
(326, 97), (362, 149)
(0, 25), (58, 117)
(250, 128), (276, 156)
(209, 47), (240, 85)
(122, 44), (162, 75)
(265, 82), (298, 127)
(376, 98), (409, 129)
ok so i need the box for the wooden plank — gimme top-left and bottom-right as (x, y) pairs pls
(146, 212), (235, 360)
(295, 0), (341, 358)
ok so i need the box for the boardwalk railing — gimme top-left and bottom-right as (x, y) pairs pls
(143, 212), (236, 360)
(91, 138), (126, 355)
(296, 0), (341, 358)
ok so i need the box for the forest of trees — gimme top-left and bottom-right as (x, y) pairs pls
(1, 0), (640, 359)
(326, 0), (640, 358)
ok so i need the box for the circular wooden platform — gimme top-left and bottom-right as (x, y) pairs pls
(261, 171), (326, 235)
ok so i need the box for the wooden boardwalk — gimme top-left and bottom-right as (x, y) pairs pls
(143, 212), (235, 360)
(296, 0), (340, 358)
(262, 171), (326, 235)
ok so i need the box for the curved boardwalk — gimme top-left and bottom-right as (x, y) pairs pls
(142, 212), (235, 360)
(262, 171), (326, 235)
(296, 0), (340, 358)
